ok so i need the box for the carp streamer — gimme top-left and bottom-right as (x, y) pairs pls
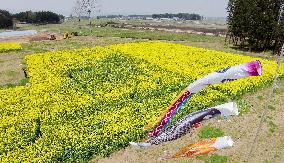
(130, 102), (238, 147)
(171, 136), (234, 158)
(147, 60), (262, 137)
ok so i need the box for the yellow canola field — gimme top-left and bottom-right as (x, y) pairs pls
(110, 42), (284, 111)
(0, 42), (22, 52)
(0, 41), (283, 162)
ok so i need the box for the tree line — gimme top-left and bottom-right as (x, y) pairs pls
(152, 13), (202, 20)
(0, 10), (13, 28)
(0, 10), (64, 28)
(97, 13), (203, 20)
(227, 0), (284, 52)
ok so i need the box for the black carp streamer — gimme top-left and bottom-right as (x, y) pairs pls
(130, 102), (238, 147)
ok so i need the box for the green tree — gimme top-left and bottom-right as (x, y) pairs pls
(227, 0), (284, 52)
(0, 10), (13, 28)
(34, 11), (61, 24)
(13, 11), (36, 23)
(13, 11), (63, 24)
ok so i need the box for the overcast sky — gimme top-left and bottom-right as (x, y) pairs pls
(0, 0), (229, 17)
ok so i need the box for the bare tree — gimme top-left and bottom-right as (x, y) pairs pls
(81, 0), (101, 25)
(72, 0), (84, 22)
(72, 0), (101, 25)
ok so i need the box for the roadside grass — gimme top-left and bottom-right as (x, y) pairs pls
(5, 70), (17, 77)
(19, 78), (29, 85)
(257, 95), (264, 100)
(265, 116), (278, 134)
(198, 124), (225, 139)
(22, 39), (95, 53)
(237, 99), (251, 115)
(0, 78), (29, 88)
(174, 41), (278, 61)
(83, 27), (223, 42)
(196, 154), (229, 163)
(268, 105), (276, 111)
(267, 120), (278, 133)
(0, 48), (22, 53)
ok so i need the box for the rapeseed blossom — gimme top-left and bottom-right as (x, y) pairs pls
(0, 41), (283, 162)
(0, 42), (22, 52)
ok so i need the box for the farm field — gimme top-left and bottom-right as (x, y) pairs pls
(0, 42), (22, 53)
(0, 20), (284, 162)
(0, 20), (276, 87)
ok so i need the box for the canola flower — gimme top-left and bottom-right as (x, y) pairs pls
(0, 41), (283, 162)
(0, 42), (22, 52)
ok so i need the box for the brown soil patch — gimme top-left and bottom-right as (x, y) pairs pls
(109, 23), (227, 36)
(0, 32), (63, 44)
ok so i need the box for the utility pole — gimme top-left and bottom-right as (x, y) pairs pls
(87, 6), (91, 25)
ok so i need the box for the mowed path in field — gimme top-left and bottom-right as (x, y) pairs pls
(0, 51), (26, 86)
(94, 81), (284, 163)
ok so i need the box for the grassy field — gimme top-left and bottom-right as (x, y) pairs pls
(0, 19), (283, 162)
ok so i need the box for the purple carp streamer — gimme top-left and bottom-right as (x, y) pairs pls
(130, 102), (238, 147)
(148, 60), (262, 137)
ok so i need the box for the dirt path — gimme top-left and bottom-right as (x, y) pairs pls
(93, 81), (284, 163)
(0, 51), (26, 86)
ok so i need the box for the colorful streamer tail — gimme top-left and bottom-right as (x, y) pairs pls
(147, 90), (192, 137)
